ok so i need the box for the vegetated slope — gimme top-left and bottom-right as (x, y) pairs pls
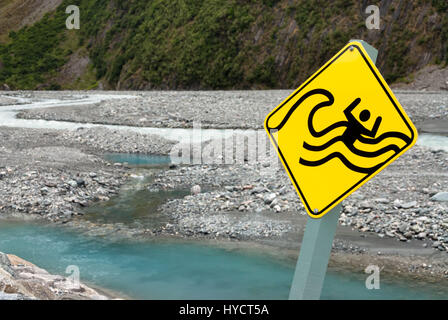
(0, 0), (63, 41)
(0, 0), (447, 90)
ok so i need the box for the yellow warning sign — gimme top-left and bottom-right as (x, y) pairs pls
(264, 41), (417, 219)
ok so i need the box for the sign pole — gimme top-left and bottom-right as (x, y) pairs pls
(288, 40), (378, 300)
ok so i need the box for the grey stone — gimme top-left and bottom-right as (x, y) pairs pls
(0, 252), (11, 267)
(431, 192), (448, 202)
(67, 180), (78, 188)
(359, 200), (372, 209)
(417, 232), (427, 239)
(44, 182), (57, 188)
(417, 208), (431, 215)
(399, 223), (409, 233)
(190, 185), (201, 195)
(404, 231), (413, 239)
(250, 186), (264, 194)
(401, 201), (417, 209)
(393, 199), (402, 208)
(384, 230), (394, 238)
(264, 193), (276, 204)
(432, 241), (441, 248)
(76, 179), (86, 187)
(0, 252), (15, 276)
(278, 186), (288, 195)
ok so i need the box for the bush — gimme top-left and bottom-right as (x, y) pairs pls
(0, 6), (68, 89)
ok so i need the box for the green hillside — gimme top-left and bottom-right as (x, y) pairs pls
(0, 0), (447, 90)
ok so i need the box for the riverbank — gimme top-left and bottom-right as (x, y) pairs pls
(0, 251), (111, 300)
(0, 125), (175, 223)
(146, 142), (448, 280)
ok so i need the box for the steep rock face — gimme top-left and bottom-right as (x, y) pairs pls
(0, 0), (63, 40)
(0, 252), (109, 300)
(0, 0), (446, 90)
(391, 64), (448, 91)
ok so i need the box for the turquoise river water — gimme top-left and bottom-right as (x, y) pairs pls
(0, 221), (447, 300)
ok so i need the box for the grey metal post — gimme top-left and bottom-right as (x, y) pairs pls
(288, 40), (378, 300)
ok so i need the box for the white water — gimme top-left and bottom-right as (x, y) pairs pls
(416, 133), (448, 152)
(0, 94), (241, 143)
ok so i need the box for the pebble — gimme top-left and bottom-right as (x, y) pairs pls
(431, 192), (448, 202)
(67, 180), (78, 188)
(264, 193), (277, 204)
(432, 241), (441, 248)
(401, 201), (417, 209)
(190, 185), (201, 195)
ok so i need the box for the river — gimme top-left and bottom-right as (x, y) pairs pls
(1, 221), (447, 299)
(0, 93), (447, 299)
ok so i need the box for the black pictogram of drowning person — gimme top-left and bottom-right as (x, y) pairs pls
(266, 89), (412, 174)
(342, 98), (382, 147)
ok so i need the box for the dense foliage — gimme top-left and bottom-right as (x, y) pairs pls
(0, 0), (446, 90)
(0, 5), (68, 89)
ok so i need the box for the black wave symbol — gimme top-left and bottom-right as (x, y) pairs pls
(267, 88), (411, 175)
(299, 152), (385, 174)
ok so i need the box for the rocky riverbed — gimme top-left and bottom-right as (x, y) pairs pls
(15, 90), (448, 133)
(0, 90), (447, 287)
(148, 143), (448, 252)
(1, 91), (448, 246)
(0, 126), (174, 222)
(0, 252), (109, 300)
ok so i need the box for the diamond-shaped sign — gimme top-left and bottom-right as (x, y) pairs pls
(264, 41), (417, 218)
